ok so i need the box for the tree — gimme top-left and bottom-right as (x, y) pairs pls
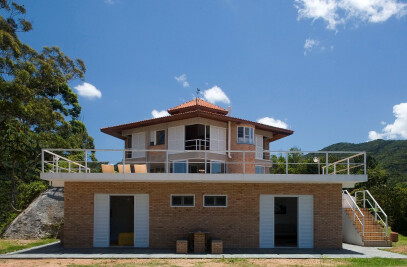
(0, 1), (95, 231)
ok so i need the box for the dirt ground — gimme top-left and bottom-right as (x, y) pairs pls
(0, 258), (342, 267)
(387, 246), (407, 255)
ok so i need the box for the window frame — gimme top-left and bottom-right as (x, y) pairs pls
(255, 165), (266, 174)
(150, 129), (166, 146)
(172, 159), (188, 173)
(203, 195), (228, 208)
(170, 194), (195, 207)
(237, 126), (254, 144)
(210, 160), (225, 174)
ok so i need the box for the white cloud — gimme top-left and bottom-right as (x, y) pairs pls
(368, 102), (407, 140)
(257, 117), (289, 129)
(174, 74), (190, 88)
(74, 82), (102, 99)
(381, 121), (386, 125)
(295, 0), (407, 30)
(304, 38), (320, 55)
(152, 109), (170, 118)
(202, 86), (231, 105)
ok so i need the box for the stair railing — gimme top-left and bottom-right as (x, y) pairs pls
(342, 190), (365, 238)
(354, 190), (388, 238)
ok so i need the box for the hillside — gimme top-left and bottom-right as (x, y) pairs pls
(322, 139), (407, 183)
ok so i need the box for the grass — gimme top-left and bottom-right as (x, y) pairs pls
(0, 238), (58, 254)
(335, 258), (407, 266)
(383, 231), (407, 255)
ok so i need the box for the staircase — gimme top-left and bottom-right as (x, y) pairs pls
(342, 190), (392, 247)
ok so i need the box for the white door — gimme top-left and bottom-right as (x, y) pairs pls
(210, 126), (226, 154)
(255, 134), (263, 159)
(132, 132), (145, 158)
(168, 126), (185, 154)
(298, 195), (314, 248)
(134, 194), (149, 247)
(259, 195), (274, 248)
(93, 194), (110, 247)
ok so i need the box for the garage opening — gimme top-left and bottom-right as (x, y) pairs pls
(274, 197), (298, 247)
(110, 196), (134, 246)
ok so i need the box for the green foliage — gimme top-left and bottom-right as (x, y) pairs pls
(323, 139), (407, 186)
(0, 2), (95, 234)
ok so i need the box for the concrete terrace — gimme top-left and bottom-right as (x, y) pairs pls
(1, 242), (406, 259)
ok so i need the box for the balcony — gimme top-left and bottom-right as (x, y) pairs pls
(40, 149), (368, 186)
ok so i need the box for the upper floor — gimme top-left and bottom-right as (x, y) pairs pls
(40, 99), (368, 187)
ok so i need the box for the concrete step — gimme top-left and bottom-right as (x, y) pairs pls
(363, 240), (392, 247)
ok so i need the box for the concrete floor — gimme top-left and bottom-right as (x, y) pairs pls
(1, 242), (406, 259)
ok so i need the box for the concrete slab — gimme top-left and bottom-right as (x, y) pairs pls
(1, 242), (406, 259)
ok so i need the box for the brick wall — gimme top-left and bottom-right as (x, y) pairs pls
(64, 182), (342, 249)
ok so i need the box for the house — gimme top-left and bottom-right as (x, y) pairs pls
(40, 98), (390, 250)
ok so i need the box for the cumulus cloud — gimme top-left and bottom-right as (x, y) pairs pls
(174, 74), (190, 88)
(304, 38), (320, 55)
(368, 102), (407, 140)
(295, 0), (407, 30)
(202, 86), (231, 105)
(257, 117), (289, 129)
(152, 109), (170, 118)
(74, 82), (102, 99)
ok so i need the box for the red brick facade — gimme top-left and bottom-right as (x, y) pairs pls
(64, 182), (342, 249)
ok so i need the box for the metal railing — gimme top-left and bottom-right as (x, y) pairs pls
(343, 190), (365, 237)
(355, 190), (388, 238)
(42, 150), (90, 174)
(41, 149), (367, 175)
(322, 152), (366, 175)
(185, 139), (209, 150)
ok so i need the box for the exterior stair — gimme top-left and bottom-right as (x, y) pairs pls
(344, 208), (391, 246)
(342, 190), (392, 247)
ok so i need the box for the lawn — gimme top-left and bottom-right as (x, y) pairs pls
(384, 232), (407, 255)
(0, 238), (57, 254)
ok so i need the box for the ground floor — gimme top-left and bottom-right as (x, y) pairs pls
(63, 182), (342, 249)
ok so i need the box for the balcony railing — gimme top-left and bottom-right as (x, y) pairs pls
(185, 139), (209, 150)
(41, 149), (367, 175)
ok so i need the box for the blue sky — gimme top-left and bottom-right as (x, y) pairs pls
(18, 0), (407, 151)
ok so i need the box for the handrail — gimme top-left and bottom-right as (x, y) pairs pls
(354, 190), (388, 237)
(343, 190), (365, 237)
(42, 149), (90, 173)
(322, 152), (366, 175)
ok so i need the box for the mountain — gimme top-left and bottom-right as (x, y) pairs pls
(322, 139), (407, 184)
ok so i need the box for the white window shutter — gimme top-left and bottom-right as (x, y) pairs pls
(210, 126), (226, 154)
(132, 132), (145, 158)
(93, 194), (110, 247)
(255, 134), (263, 159)
(168, 126), (184, 154)
(298, 195), (314, 248)
(134, 194), (149, 247)
(259, 195), (274, 248)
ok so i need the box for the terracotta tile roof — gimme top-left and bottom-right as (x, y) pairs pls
(167, 98), (229, 115)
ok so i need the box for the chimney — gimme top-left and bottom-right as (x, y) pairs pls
(228, 106), (231, 116)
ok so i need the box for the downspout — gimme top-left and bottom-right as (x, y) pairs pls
(228, 121), (232, 158)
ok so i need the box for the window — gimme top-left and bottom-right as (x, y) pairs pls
(210, 161), (225, 174)
(173, 160), (187, 173)
(156, 130), (165, 145)
(171, 195), (194, 207)
(125, 135), (132, 158)
(204, 195), (227, 207)
(150, 130), (165, 146)
(237, 127), (254, 144)
(255, 165), (266, 174)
